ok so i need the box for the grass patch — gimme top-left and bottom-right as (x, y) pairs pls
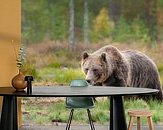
(22, 98), (163, 125)
(158, 63), (163, 83)
(22, 104), (49, 124)
(125, 99), (149, 109)
(37, 67), (85, 84)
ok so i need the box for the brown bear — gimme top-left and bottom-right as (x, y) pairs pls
(81, 45), (163, 101)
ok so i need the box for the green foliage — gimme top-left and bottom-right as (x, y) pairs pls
(12, 40), (26, 70)
(112, 17), (151, 43)
(46, 0), (69, 41)
(48, 102), (68, 122)
(22, 62), (38, 78)
(159, 0), (163, 7)
(93, 8), (113, 33)
(92, 98), (110, 124)
(22, 0), (49, 43)
(22, 0), (69, 43)
(90, 8), (114, 42)
(125, 99), (149, 109)
(17, 46), (26, 70)
(158, 64), (163, 84)
(23, 104), (49, 124)
(22, 0), (161, 44)
(112, 17), (131, 42)
(152, 114), (161, 123)
(158, 64), (163, 73)
(148, 99), (163, 123)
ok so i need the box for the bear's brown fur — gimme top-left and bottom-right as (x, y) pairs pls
(81, 45), (163, 100)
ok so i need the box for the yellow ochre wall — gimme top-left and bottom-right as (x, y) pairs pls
(0, 0), (21, 126)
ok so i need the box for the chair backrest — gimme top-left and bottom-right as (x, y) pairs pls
(66, 79), (95, 108)
(70, 79), (89, 87)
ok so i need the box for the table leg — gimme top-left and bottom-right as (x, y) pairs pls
(0, 96), (18, 130)
(110, 96), (127, 130)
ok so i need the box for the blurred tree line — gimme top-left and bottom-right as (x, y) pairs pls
(22, 0), (163, 46)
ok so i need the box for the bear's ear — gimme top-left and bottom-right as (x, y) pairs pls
(82, 52), (89, 60)
(101, 53), (107, 62)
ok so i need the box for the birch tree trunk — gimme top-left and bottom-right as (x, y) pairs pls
(69, 0), (75, 50)
(83, 0), (89, 44)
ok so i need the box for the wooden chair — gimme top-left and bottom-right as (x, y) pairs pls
(128, 110), (154, 130)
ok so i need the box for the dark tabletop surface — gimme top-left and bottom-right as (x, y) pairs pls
(0, 86), (159, 97)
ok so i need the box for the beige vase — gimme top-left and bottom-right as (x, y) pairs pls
(12, 71), (27, 91)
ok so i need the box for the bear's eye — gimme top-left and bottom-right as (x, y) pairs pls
(85, 68), (89, 73)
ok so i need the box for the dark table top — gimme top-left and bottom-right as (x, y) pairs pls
(0, 86), (159, 97)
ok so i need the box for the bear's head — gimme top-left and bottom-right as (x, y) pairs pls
(81, 52), (114, 85)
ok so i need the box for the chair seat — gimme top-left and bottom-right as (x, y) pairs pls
(128, 109), (154, 130)
(128, 110), (152, 117)
(66, 97), (95, 109)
